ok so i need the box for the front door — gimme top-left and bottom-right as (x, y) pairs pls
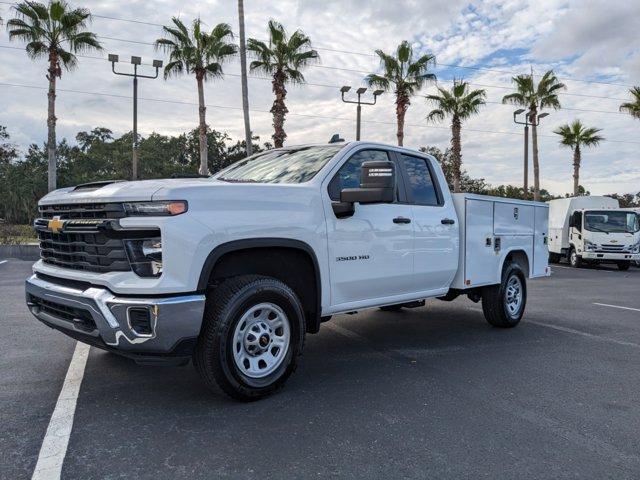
(325, 148), (414, 309)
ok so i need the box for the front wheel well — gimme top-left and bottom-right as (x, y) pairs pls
(202, 244), (321, 334)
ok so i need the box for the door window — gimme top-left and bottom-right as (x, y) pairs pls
(328, 150), (391, 201)
(399, 154), (440, 206)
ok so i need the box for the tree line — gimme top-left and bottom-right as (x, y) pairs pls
(2, 125), (637, 226)
(4, 1), (640, 202)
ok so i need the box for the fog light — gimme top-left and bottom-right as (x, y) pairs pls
(128, 307), (153, 336)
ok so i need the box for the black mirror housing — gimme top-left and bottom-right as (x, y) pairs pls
(340, 160), (395, 205)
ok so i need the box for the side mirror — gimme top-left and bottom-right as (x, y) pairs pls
(340, 160), (395, 204)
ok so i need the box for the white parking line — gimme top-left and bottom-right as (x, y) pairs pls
(593, 302), (640, 313)
(32, 342), (90, 480)
(0, 260), (7, 265)
(530, 321), (640, 349)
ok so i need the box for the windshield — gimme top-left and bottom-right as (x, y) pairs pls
(584, 210), (640, 233)
(215, 145), (343, 184)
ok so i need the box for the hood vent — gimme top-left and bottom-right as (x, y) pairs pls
(73, 180), (126, 192)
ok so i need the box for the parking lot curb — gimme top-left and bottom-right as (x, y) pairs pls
(0, 244), (40, 261)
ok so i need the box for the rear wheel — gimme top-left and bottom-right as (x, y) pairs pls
(617, 261), (631, 271)
(482, 262), (527, 328)
(569, 248), (582, 268)
(194, 275), (305, 401)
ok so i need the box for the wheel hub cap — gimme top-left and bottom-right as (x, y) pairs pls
(505, 276), (523, 317)
(233, 303), (291, 378)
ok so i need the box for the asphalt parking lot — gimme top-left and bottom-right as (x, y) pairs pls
(2, 260), (640, 479)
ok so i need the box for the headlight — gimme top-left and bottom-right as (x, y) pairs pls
(632, 242), (640, 253)
(584, 240), (597, 251)
(123, 201), (187, 216)
(125, 237), (163, 277)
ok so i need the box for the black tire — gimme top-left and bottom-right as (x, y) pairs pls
(379, 305), (404, 312)
(193, 275), (305, 401)
(548, 252), (561, 264)
(569, 248), (582, 268)
(481, 262), (527, 328)
(617, 261), (631, 271)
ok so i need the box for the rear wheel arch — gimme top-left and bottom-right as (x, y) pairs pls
(198, 239), (322, 333)
(501, 249), (530, 277)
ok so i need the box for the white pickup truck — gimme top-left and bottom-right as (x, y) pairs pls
(25, 142), (549, 400)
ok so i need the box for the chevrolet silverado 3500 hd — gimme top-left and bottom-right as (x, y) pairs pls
(25, 142), (550, 400)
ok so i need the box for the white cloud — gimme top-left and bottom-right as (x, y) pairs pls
(0, 0), (639, 195)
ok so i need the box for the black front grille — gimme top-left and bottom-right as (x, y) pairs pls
(38, 229), (131, 273)
(39, 203), (126, 220)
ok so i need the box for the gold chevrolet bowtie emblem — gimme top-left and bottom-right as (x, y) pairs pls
(47, 216), (65, 233)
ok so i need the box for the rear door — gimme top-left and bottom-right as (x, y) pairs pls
(325, 148), (414, 308)
(396, 152), (458, 293)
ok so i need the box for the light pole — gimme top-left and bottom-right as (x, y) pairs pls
(109, 54), (162, 180)
(513, 109), (549, 199)
(340, 86), (383, 141)
(513, 109), (529, 197)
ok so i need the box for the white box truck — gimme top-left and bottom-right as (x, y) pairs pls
(25, 141), (550, 400)
(548, 196), (640, 270)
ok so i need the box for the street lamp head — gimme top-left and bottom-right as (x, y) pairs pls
(340, 86), (351, 93)
(152, 59), (163, 68)
(514, 108), (525, 115)
(373, 89), (384, 97)
(108, 54), (119, 63)
(538, 112), (549, 119)
(356, 87), (367, 95)
(130, 56), (142, 65)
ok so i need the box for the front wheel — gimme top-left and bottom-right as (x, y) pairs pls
(617, 261), (631, 271)
(569, 248), (582, 268)
(482, 263), (527, 328)
(194, 275), (305, 401)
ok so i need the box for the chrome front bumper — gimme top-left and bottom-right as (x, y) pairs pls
(25, 274), (205, 361)
(581, 252), (640, 261)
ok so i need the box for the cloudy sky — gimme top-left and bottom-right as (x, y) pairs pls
(1, 0), (639, 195)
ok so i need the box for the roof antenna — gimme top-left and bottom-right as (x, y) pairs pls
(329, 133), (345, 144)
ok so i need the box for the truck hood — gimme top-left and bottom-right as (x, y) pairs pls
(39, 178), (215, 205)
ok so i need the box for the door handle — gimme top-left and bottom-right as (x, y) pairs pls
(393, 216), (411, 224)
(441, 218), (455, 225)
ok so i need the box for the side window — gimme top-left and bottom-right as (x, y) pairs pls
(571, 211), (583, 232)
(400, 154), (440, 206)
(328, 150), (391, 201)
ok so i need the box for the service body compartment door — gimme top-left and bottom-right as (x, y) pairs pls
(532, 206), (550, 277)
(464, 199), (498, 286)
(494, 203), (534, 235)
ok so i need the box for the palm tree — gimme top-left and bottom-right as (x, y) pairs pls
(156, 18), (237, 176)
(426, 80), (486, 192)
(619, 86), (640, 119)
(502, 70), (565, 201)
(553, 120), (603, 196)
(7, 1), (101, 192)
(366, 41), (436, 146)
(247, 20), (319, 148)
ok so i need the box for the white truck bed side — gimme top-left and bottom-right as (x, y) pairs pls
(451, 194), (549, 289)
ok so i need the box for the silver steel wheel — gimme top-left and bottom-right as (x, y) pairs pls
(570, 250), (577, 266)
(505, 275), (523, 317)
(232, 302), (291, 379)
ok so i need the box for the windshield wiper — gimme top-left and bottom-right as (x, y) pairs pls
(217, 178), (260, 183)
(587, 225), (609, 234)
